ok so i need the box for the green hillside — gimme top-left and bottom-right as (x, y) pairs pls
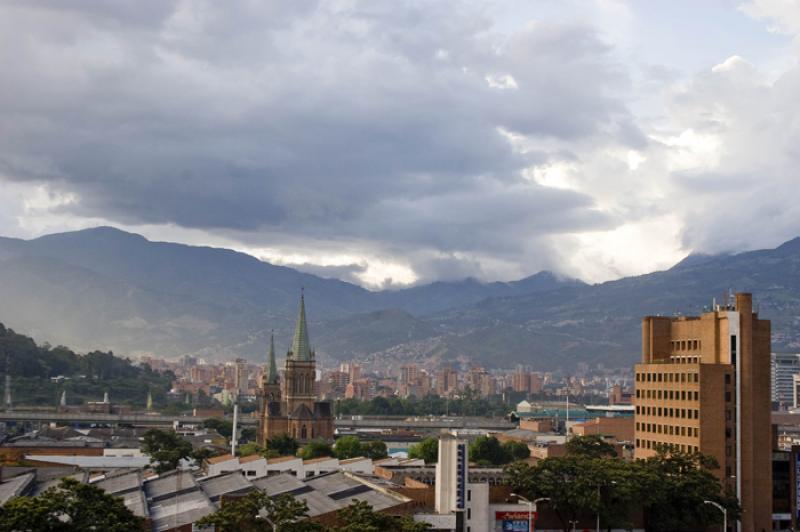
(0, 323), (173, 407)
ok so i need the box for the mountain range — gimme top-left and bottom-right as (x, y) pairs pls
(0, 226), (798, 370)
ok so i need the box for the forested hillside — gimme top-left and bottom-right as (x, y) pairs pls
(0, 323), (173, 407)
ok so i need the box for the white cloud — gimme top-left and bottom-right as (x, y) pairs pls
(739, 0), (800, 35)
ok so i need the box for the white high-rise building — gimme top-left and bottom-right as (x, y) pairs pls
(771, 353), (800, 407)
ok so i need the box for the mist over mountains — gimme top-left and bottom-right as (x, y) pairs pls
(0, 227), (798, 370)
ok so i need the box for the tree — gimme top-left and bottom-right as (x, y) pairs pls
(203, 417), (233, 438)
(334, 436), (363, 459)
(141, 428), (193, 473)
(505, 457), (599, 531)
(362, 441), (389, 460)
(0, 477), (144, 531)
(408, 437), (438, 463)
(505, 445), (740, 532)
(236, 442), (264, 457)
(267, 433), (300, 456)
(240, 427), (257, 442)
(334, 500), (430, 531)
(640, 448), (740, 531)
(191, 447), (222, 464)
(564, 435), (617, 458)
(298, 438), (333, 459)
(469, 435), (511, 465)
(502, 440), (530, 461)
(196, 491), (321, 532)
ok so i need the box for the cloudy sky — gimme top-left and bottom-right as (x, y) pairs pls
(1, 0), (799, 289)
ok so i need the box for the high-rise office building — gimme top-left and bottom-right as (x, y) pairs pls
(437, 366), (459, 397)
(771, 353), (800, 408)
(234, 358), (248, 396)
(512, 366), (543, 395)
(634, 292), (771, 532)
(467, 366), (494, 397)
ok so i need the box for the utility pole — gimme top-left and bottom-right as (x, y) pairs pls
(231, 393), (240, 456)
(4, 354), (12, 411)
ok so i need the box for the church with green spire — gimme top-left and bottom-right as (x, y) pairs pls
(257, 293), (333, 444)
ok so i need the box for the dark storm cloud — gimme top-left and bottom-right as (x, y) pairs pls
(0, 0), (637, 279)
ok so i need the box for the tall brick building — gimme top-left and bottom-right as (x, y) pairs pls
(634, 292), (771, 531)
(257, 294), (333, 444)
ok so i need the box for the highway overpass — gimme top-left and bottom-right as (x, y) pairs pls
(0, 411), (514, 432)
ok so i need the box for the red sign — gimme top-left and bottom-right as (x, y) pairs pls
(495, 511), (538, 520)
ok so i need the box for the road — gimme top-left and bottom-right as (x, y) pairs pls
(0, 410), (515, 432)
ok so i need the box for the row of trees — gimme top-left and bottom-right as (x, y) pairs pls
(336, 393), (512, 417)
(505, 435), (739, 531)
(336, 391), (608, 419)
(290, 436), (389, 461)
(197, 492), (429, 532)
(407, 435), (529, 465)
(142, 429), (390, 472)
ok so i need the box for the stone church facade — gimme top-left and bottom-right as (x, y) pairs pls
(257, 294), (333, 444)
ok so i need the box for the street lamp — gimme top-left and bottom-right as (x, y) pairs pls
(510, 494), (550, 532)
(596, 480), (616, 532)
(703, 500), (727, 532)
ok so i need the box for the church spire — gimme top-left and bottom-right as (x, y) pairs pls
(289, 290), (312, 361)
(266, 331), (278, 384)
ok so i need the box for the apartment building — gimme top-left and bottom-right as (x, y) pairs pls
(634, 292), (771, 532)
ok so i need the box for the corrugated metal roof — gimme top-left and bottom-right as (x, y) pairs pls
(199, 472), (253, 501)
(23, 455), (150, 468)
(251, 473), (305, 495)
(148, 490), (215, 532)
(296, 490), (340, 516)
(93, 470), (142, 495)
(119, 488), (148, 518)
(145, 471), (198, 501)
(0, 472), (35, 504)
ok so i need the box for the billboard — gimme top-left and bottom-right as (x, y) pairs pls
(496, 511), (536, 532)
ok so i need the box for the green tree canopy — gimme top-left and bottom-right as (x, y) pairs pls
(0, 477), (144, 532)
(469, 435), (509, 465)
(502, 440), (531, 461)
(334, 436), (363, 459)
(298, 438), (334, 460)
(362, 441), (389, 460)
(203, 417), (234, 438)
(564, 434), (617, 458)
(334, 500), (430, 532)
(408, 437), (438, 463)
(0, 323), (173, 407)
(268, 433), (300, 456)
(505, 445), (739, 532)
(141, 428), (193, 473)
(641, 447), (740, 531)
(197, 491), (321, 532)
(236, 442), (264, 457)
(191, 447), (222, 464)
